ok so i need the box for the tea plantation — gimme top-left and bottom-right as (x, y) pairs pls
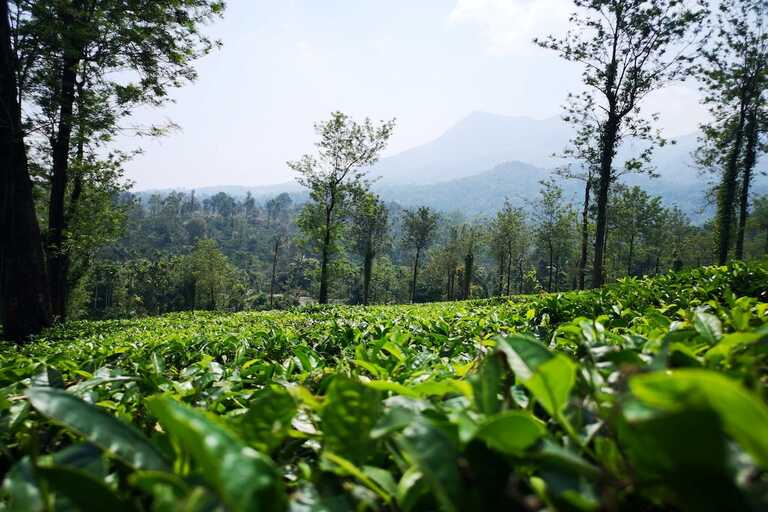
(1, 261), (768, 511)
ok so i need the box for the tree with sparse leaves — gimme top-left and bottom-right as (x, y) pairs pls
(402, 206), (439, 303)
(350, 191), (389, 305)
(696, 0), (767, 262)
(537, 0), (707, 287)
(290, 112), (395, 304)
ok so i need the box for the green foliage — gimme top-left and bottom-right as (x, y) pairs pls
(1, 260), (768, 510)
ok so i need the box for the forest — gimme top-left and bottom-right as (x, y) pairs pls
(1, 0), (768, 510)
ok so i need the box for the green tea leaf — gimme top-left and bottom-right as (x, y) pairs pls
(630, 369), (768, 468)
(321, 376), (382, 463)
(396, 417), (463, 512)
(36, 466), (132, 512)
(240, 385), (296, 453)
(26, 387), (167, 470)
(146, 396), (286, 511)
(524, 355), (577, 417)
(476, 411), (545, 455)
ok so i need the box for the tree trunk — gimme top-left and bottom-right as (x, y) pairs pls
(410, 247), (420, 303)
(318, 197), (335, 304)
(269, 237), (280, 306)
(48, 21), (81, 319)
(497, 252), (505, 296)
(0, 0), (53, 339)
(463, 251), (473, 300)
(547, 240), (553, 292)
(362, 243), (373, 306)
(627, 234), (635, 277)
(506, 249), (512, 295)
(716, 101), (748, 264)
(578, 178), (591, 290)
(735, 104), (759, 260)
(592, 117), (618, 288)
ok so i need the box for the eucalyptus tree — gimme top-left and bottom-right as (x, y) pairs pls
(290, 112), (395, 304)
(402, 206), (439, 303)
(533, 180), (576, 292)
(490, 202), (527, 295)
(0, 0), (51, 339)
(555, 94), (601, 289)
(265, 193), (293, 306)
(10, 0), (225, 319)
(458, 224), (480, 300)
(536, 0), (707, 287)
(350, 191), (389, 305)
(697, 0), (767, 262)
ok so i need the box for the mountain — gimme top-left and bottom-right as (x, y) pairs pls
(371, 112), (570, 184)
(135, 111), (766, 221)
(373, 161), (551, 216)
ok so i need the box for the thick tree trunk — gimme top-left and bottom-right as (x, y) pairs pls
(0, 0), (52, 339)
(410, 247), (420, 303)
(578, 178), (591, 290)
(716, 103), (748, 264)
(592, 117), (618, 288)
(48, 48), (79, 319)
(735, 105), (759, 260)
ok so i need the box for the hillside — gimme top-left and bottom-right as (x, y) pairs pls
(3, 261), (767, 510)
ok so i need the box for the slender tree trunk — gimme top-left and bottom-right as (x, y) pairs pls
(592, 117), (618, 288)
(410, 247), (421, 303)
(506, 248), (512, 295)
(269, 237), (280, 306)
(716, 101), (748, 264)
(735, 104), (759, 260)
(627, 234), (635, 277)
(0, 0), (52, 339)
(547, 240), (553, 291)
(518, 257), (524, 294)
(497, 252), (505, 296)
(578, 178), (591, 290)
(362, 243), (373, 306)
(463, 251), (473, 300)
(318, 197), (335, 304)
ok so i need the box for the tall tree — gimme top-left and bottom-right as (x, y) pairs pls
(555, 93), (601, 290)
(537, 0), (706, 287)
(533, 180), (575, 292)
(697, 0), (767, 263)
(0, 0), (51, 339)
(290, 112), (395, 304)
(265, 193), (293, 307)
(350, 192), (389, 305)
(13, 0), (224, 319)
(402, 206), (439, 303)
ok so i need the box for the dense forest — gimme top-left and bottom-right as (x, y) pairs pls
(79, 182), (768, 320)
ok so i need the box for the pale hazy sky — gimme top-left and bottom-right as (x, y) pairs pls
(123, 0), (710, 190)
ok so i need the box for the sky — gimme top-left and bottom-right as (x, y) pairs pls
(123, 0), (710, 191)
